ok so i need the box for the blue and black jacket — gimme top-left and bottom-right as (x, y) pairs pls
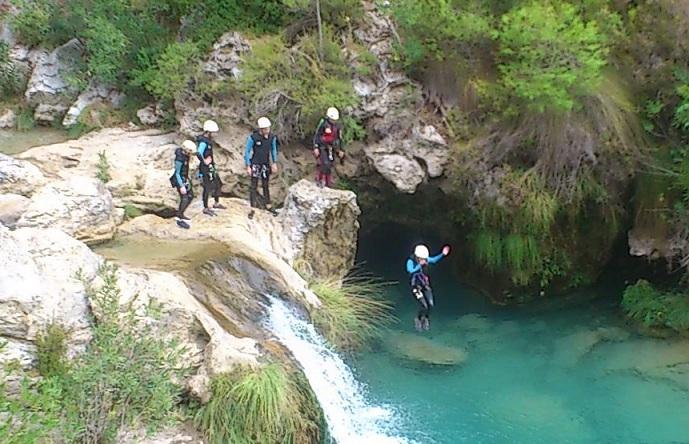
(406, 252), (444, 287)
(245, 130), (278, 166)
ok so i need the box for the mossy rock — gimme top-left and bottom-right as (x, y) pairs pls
(382, 331), (468, 366)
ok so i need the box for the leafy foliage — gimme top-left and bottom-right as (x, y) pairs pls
(194, 364), (322, 444)
(35, 323), (69, 379)
(622, 280), (689, 332)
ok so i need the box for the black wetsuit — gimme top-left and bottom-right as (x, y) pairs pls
(245, 130), (278, 209)
(196, 134), (222, 208)
(170, 147), (193, 218)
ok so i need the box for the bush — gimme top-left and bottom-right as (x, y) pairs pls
(237, 32), (361, 142)
(133, 41), (200, 101)
(35, 323), (69, 379)
(622, 280), (689, 332)
(195, 364), (322, 444)
(123, 204), (143, 220)
(15, 107), (35, 131)
(495, 2), (609, 114)
(96, 150), (111, 183)
(83, 17), (129, 85)
(0, 42), (23, 99)
(309, 276), (395, 351)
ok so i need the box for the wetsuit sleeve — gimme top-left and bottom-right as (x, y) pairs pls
(197, 141), (207, 160)
(244, 136), (254, 166)
(174, 160), (184, 187)
(406, 258), (421, 274)
(313, 118), (325, 147)
(271, 137), (278, 163)
(428, 253), (445, 265)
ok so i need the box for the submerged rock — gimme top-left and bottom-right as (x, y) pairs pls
(382, 331), (468, 366)
(553, 326), (631, 367)
(16, 176), (119, 244)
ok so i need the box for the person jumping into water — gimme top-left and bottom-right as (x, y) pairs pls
(406, 244), (451, 331)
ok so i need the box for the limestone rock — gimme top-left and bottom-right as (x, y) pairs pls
(117, 198), (321, 309)
(0, 193), (29, 227)
(203, 31), (251, 80)
(0, 108), (16, 129)
(16, 176), (119, 244)
(20, 128), (182, 212)
(278, 179), (361, 280)
(0, 226), (100, 367)
(24, 39), (85, 123)
(62, 82), (124, 127)
(0, 152), (47, 197)
(136, 103), (166, 126)
(116, 423), (204, 444)
(364, 151), (425, 194)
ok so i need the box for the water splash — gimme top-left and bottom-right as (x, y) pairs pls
(265, 296), (411, 444)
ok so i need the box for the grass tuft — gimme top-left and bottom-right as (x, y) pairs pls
(310, 275), (396, 351)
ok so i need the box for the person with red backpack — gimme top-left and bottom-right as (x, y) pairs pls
(312, 107), (344, 187)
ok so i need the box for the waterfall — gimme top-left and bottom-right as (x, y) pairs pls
(265, 296), (411, 444)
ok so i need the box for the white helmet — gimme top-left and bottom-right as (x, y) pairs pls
(203, 120), (219, 132)
(257, 117), (271, 129)
(182, 140), (196, 152)
(326, 107), (340, 121)
(414, 245), (430, 259)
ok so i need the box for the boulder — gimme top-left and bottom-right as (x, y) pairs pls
(0, 193), (30, 227)
(278, 179), (361, 280)
(62, 82), (124, 127)
(0, 152), (47, 197)
(24, 38), (85, 123)
(16, 176), (119, 244)
(363, 150), (425, 194)
(0, 108), (16, 129)
(136, 103), (166, 126)
(203, 31), (251, 80)
(0, 226), (100, 369)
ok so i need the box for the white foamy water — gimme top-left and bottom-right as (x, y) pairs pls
(266, 296), (411, 444)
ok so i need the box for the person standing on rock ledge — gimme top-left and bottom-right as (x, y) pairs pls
(312, 107), (344, 188)
(245, 116), (279, 220)
(169, 140), (196, 229)
(196, 120), (225, 216)
(406, 244), (451, 332)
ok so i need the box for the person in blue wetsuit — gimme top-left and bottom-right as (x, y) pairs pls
(169, 140), (196, 229)
(406, 244), (451, 331)
(196, 119), (224, 216)
(245, 116), (279, 219)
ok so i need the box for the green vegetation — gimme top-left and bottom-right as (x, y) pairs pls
(237, 32), (361, 142)
(123, 204), (144, 220)
(310, 276), (395, 351)
(622, 280), (689, 332)
(0, 42), (23, 99)
(495, 2), (608, 114)
(194, 364), (322, 444)
(15, 107), (35, 131)
(35, 323), (69, 379)
(96, 150), (111, 183)
(0, 263), (189, 443)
